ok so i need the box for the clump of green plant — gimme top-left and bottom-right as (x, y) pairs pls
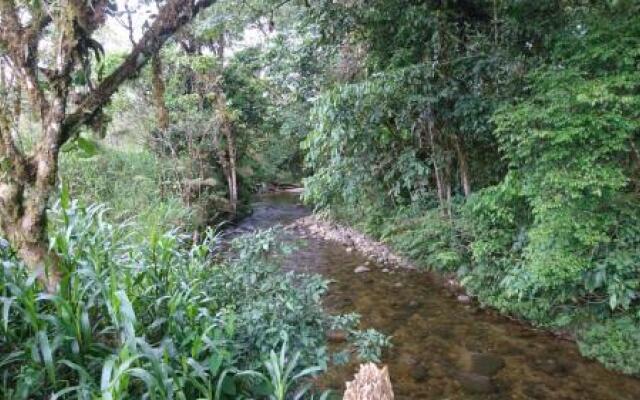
(0, 198), (385, 399)
(381, 206), (469, 273)
(59, 148), (193, 236)
(327, 313), (392, 365)
(245, 339), (328, 400)
(578, 317), (640, 375)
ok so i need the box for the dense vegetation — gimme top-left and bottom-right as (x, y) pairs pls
(2, 154), (389, 398)
(301, 0), (640, 374)
(1, 0), (640, 397)
(0, 1), (384, 398)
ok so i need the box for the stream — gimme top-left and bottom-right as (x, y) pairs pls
(234, 192), (640, 399)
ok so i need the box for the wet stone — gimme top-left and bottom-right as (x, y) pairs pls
(411, 364), (429, 382)
(399, 353), (418, 366)
(326, 330), (348, 343)
(534, 358), (576, 377)
(500, 344), (523, 356)
(457, 373), (496, 394)
(354, 265), (370, 273)
(522, 383), (551, 399)
(470, 353), (505, 377)
(457, 294), (471, 304)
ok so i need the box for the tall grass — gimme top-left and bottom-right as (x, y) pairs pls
(59, 148), (193, 238)
(0, 201), (332, 399)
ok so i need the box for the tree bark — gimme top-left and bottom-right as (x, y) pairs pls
(212, 93), (238, 215)
(453, 134), (471, 197)
(209, 34), (237, 215)
(425, 109), (451, 218)
(629, 139), (640, 192)
(0, 0), (217, 290)
(0, 94), (67, 291)
(151, 53), (169, 131)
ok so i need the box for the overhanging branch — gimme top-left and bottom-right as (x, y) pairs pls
(61, 0), (216, 143)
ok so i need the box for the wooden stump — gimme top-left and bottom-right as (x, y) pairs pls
(343, 363), (394, 400)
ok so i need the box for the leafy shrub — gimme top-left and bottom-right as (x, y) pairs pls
(381, 207), (468, 273)
(0, 200), (385, 399)
(463, 10), (640, 324)
(59, 148), (192, 236)
(578, 318), (640, 375)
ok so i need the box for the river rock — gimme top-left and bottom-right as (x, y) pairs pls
(411, 364), (429, 382)
(522, 383), (551, 399)
(534, 358), (575, 376)
(346, 247), (354, 253)
(354, 265), (370, 273)
(470, 353), (505, 376)
(326, 330), (348, 343)
(382, 268), (390, 273)
(457, 294), (471, 304)
(394, 282), (403, 288)
(457, 373), (495, 394)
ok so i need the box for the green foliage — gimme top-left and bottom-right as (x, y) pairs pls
(578, 317), (640, 375)
(59, 148), (192, 236)
(249, 340), (328, 400)
(303, 66), (433, 209)
(469, 9), (640, 315)
(0, 200), (366, 399)
(223, 47), (305, 187)
(351, 329), (392, 364)
(300, 0), (640, 375)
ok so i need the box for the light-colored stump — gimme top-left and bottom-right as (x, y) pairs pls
(343, 363), (394, 400)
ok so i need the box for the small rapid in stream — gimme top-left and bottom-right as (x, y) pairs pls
(234, 192), (640, 399)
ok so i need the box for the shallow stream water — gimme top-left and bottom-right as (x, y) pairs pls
(234, 192), (640, 399)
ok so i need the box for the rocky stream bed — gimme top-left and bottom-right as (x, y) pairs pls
(234, 192), (640, 399)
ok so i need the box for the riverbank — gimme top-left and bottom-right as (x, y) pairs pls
(287, 211), (604, 343)
(287, 214), (471, 301)
(246, 192), (640, 398)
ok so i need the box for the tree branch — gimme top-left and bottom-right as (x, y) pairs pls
(0, 1), (50, 118)
(61, 0), (216, 143)
(0, 107), (28, 181)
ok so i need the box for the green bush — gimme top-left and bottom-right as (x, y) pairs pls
(382, 207), (468, 273)
(0, 200), (385, 399)
(59, 148), (192, 236)
(578, 317), (640, 375)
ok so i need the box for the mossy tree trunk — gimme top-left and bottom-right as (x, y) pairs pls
(151, 53), (170, 131)
(0, 0), (216, 291)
